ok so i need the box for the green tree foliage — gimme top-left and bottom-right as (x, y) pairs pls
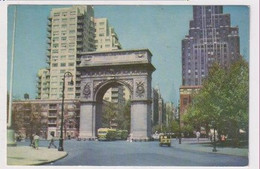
(117, 100), (131, 131)
(12, 102), (47, 138)
(102, 102), (118, 128)
(183, 59), (249, 146)
(102, 100), (131, 131)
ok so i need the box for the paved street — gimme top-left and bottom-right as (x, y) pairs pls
(15, 139), (248, 166)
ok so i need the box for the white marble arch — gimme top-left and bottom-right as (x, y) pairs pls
(77, 49), (155, 140)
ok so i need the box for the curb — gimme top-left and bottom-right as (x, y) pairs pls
(33, 152), (68, 166)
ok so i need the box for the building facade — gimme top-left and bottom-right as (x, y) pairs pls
(12, 99), (80, 139)
(179, 86), (201, 116)
(182, 6), (241, 86)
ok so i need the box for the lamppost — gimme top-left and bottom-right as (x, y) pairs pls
(58, 72), (73, 151)
(7, 5), (17, 147)
(178, 102), (181, 144)
(211, 121), (217, 152)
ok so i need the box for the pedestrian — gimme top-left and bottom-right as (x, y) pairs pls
(209, 132), (212, 142)
(196, 131), (200, 142)
(30, 134), (35, 148)
(129, 133), (133, 142)
(33, 133), (40, 150)
(48, 132), (57, 149)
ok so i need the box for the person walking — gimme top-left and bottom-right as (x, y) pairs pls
(33, 133), (40, 150)
(196, 131), (200, 142)
(48, 132), (57, 149)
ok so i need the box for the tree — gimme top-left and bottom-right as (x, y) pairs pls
(102, 101), (118, 128)
(12, 102), (47, 139)
(183, 58), (249, 146)
(116, 100), (131, 131)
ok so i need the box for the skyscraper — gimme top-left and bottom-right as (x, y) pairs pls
(182, 6), (241, 86)
(37, 6), (123, 101)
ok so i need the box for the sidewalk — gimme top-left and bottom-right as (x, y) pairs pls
(7, 146), (67, 165)
(172, 138), (248, 157)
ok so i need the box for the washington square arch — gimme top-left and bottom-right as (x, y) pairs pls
(77, 49), (155, 140)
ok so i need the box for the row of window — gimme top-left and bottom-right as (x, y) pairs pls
(53, 11), (76, 17)
(51, 87), (74, 92)
(52, 36), (77, 42)
(52, 62), (75, 67)
(53, 18), (76, 23)
(52, 55), (75, 59)
(52, 48), (75, 53)
(53, 42), (76, 48)
(53, 30), (76, 36)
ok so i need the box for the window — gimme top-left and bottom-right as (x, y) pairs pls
(52, 55), (58, 59)
(53, 37), (59, 42)
(69, 30), (75, 34)
(52, 49), (58, 53)
(61, 37), (67, 41)
(52, 63), (58, 67)
(62, 18), (67, 22)
(70, 11), (76, 15)
(53, 25), (59, 28)
(60, 55), (66, 59)
(183, 98), (188, 106)
(69, 36), (75, 41)
(99, 22), (104, 25)
(68, 55), (75, 59)
(62, 12), (67, 16)
(61, 43), (67, 48)
(53, 31), (59, 36)
(69, 48), (75, 53)
(61, 49), (66, 53)
(68, 63), (74, 66)
(54, 13), (60, 17)
(61, 31), (66, 36)
(99, 33), (104, 37)
(68, 87), (74, 91)
(70, 18), (76, 22)
(60, 63), (66, 67)
(69, 43), (75, 48)
(53, 19), (59, 22)
(60, 70), (65, 73)
(61, 24), (67, 28)
(53, 44), (59, 48)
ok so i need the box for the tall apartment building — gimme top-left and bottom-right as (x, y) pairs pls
(182, 6), (241, 86)
(37, 6), (124, 102)
(94, 18), (122, 51)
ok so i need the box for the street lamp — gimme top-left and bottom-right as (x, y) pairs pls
(211, 121), (217, 152)
(58, 72), (73, 151)
(178, 101), (181, 144)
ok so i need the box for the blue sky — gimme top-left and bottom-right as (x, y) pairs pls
(7, 5), (249, 105)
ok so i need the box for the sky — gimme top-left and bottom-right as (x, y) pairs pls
(7, 5), (249, 105)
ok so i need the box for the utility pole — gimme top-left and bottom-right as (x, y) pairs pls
(7, 6), (17, 147)
(178, 101), (181, 144)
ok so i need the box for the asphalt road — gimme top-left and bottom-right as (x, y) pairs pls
(18, 139), (248, 166)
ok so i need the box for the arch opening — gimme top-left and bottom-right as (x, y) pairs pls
(95, 81), (132, 137)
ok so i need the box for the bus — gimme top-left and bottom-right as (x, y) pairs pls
(97, 128), (128, 141)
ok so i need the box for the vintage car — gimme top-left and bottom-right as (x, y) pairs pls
(159, 134), (171, 147)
